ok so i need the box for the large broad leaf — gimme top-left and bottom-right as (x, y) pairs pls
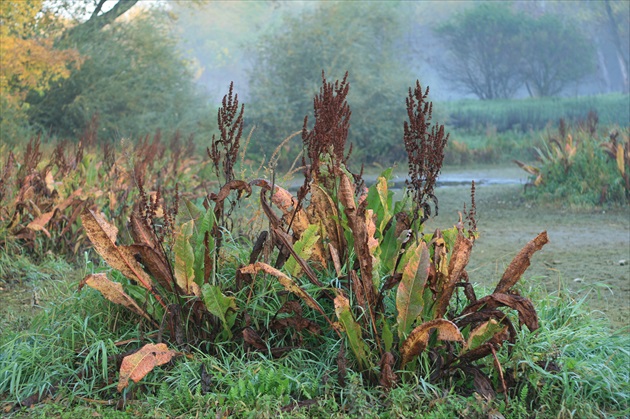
(174, 220), (199, 296)
(365, 172), (393, 233)
(117, 343), (178, 391)
(433, 232), (473, 319)
(79, 273), (156, 325)
(494, 231), (548, 294)
(284, 224), (321, 277)
(309, 183), (342, 263)
(334, 293), (370, 370)
(201, 284), (237, 337)
(396, 241), (430, 338)
(400, 319), (464, 367)
(81, 209), (161, 304)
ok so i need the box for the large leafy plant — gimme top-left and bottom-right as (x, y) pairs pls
(240, 75), (549, 397)
(80, 75), (549, 398)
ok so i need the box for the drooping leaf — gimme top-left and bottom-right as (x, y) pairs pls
(494, 231), (548, 294)
(396, 241), (430, 338)
(284, 224), (321, 277)
(334, 293), (370, 370)
(79, 273), (156, 325)
(81, 209), (162, 305)
(174, 220), (198, 296)
(400, 319), (463, 367)
(117, 343), (178, 391)
(461, 293), (539, 331)
(201, 284), (237, 337)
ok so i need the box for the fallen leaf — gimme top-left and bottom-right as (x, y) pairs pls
(117, 343), (177, 391)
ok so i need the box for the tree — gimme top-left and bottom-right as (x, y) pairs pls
(27, 9), (209, 140)
(0, 0), (82, 141)
(247, 2), (415, 167)
(520, 14), (595, 97)
(435, 3), (525, 100)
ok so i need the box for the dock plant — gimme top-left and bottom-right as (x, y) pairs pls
(75, 74), (550, 401)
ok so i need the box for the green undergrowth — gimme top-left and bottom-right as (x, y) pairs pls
(1, 264), (627, 418)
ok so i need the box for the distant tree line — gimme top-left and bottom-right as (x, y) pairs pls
(435, 3), (597, 99)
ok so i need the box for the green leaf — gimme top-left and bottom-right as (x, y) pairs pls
(201, 284), (237, 338)
(463, 319), (507, 353)
(284, 224), (320, 277)
(334, 294), (370, 370)
(174, 220), (196, 295)
(396, 241), (431, 339)
(381, 316), (393, 353)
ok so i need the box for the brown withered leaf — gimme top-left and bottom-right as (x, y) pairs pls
(379, 351), (398, 390)
(126, 244), (174, 292)
(81, 209), (159, 297)
(117, 343), (178, 391)
(26, 194), (79, 237)
(461, 293), (539, 331)
(128, 212), (157, 247)
(242, 327), (267, 351)
(494, 231), (548, 294)
(434, 232), (473, 318)
(329, 244), (343, 278)
(80, 273), (156, 326)
(400, 319), (464, 366)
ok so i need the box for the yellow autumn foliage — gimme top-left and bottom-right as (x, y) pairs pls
(0, 0), (82, 110)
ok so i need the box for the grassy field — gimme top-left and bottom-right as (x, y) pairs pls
(1, 86), (628, 417)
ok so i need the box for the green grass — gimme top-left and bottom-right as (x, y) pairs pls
(438, 93), (629, 133)
(2, 256), (627, 418)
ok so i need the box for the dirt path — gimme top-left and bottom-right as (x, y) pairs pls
(423, 168), (630, 327)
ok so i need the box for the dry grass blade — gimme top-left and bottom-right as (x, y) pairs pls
(117, 343), (178, 391)
(494, 231), (548, 294)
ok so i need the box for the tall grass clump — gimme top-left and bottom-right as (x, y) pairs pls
(515, 113), (629, 206)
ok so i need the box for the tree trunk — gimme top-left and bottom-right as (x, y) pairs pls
(605, 0), (629, 93)
(59, 0), (139, 43)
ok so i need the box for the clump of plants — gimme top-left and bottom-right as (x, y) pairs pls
(0, 118), (206, 258)
(515, 113), (630, 205)
(72, 72), (550, 410)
